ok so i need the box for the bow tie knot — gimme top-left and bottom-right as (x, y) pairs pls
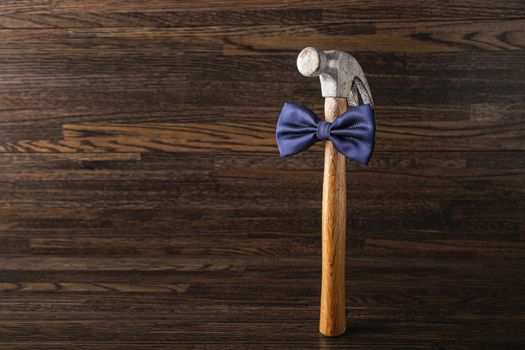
(316, 121), (332, 141)
(276, 102), (376, 164)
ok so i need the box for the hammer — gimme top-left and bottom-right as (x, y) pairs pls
(296, 47), (374, 336)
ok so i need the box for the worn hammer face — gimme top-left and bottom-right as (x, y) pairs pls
(297, 47), (373, 107)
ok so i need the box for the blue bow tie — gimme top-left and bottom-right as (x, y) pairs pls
(276, 103), (376, 164)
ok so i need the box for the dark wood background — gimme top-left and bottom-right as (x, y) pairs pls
(0, 1), (524, 349)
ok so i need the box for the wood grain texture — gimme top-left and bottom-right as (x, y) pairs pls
(0, 0), (524, 349)
(320, 98), (348, 336)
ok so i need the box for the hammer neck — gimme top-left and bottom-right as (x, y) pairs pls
(324, 97), (348, 122)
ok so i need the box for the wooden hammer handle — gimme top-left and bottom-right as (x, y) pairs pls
(319, 97), (348, 337)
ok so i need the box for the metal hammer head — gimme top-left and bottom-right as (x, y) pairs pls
(296, 47), (373, 107)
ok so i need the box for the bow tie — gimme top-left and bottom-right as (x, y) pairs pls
(276, 103), (376, 164)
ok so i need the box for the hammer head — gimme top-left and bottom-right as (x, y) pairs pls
(297, 47), (373, 107)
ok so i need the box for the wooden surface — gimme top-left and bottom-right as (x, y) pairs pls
(0, 1), (524, 348)
(320, 97), (348, 337)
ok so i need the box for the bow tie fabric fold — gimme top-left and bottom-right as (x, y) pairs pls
(276, 103), (376, 164)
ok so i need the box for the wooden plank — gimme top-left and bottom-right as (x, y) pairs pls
(0, 21), (522, 57)
(223, 19), (525, 55)
(1, 1), (525, 29)
(57, 120), (525, 152)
